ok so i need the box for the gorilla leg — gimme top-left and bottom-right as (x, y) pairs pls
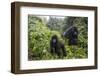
(55, 47), (62, 58)
(61, 44), (67, 56)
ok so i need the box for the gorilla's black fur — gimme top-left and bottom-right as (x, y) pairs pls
(63, 26), (78, 45)
(50, 35), (66, 58)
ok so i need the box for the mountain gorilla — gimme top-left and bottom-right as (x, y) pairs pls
(50, 35), (66, 58)
(63, 26), (78, 45)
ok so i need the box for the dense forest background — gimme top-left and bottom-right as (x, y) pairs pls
(28, 15), (88, 60)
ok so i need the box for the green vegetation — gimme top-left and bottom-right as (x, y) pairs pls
(28, 15), (88, 60)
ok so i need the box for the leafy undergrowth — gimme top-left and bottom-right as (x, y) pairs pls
(28, 15), (88, 60)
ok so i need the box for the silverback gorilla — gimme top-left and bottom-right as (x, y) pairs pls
(63, 26), (78, 45)
(50, 35), (66, 58)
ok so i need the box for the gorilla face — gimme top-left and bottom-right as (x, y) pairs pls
(52, 39), (57, 43)
(51, 35), (58, 46)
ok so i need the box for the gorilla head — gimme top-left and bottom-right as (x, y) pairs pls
(51, 35), (58, 45)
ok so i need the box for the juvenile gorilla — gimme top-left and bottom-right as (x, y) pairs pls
(63, 26), (78, 45)
(50, 35), (66, 58)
